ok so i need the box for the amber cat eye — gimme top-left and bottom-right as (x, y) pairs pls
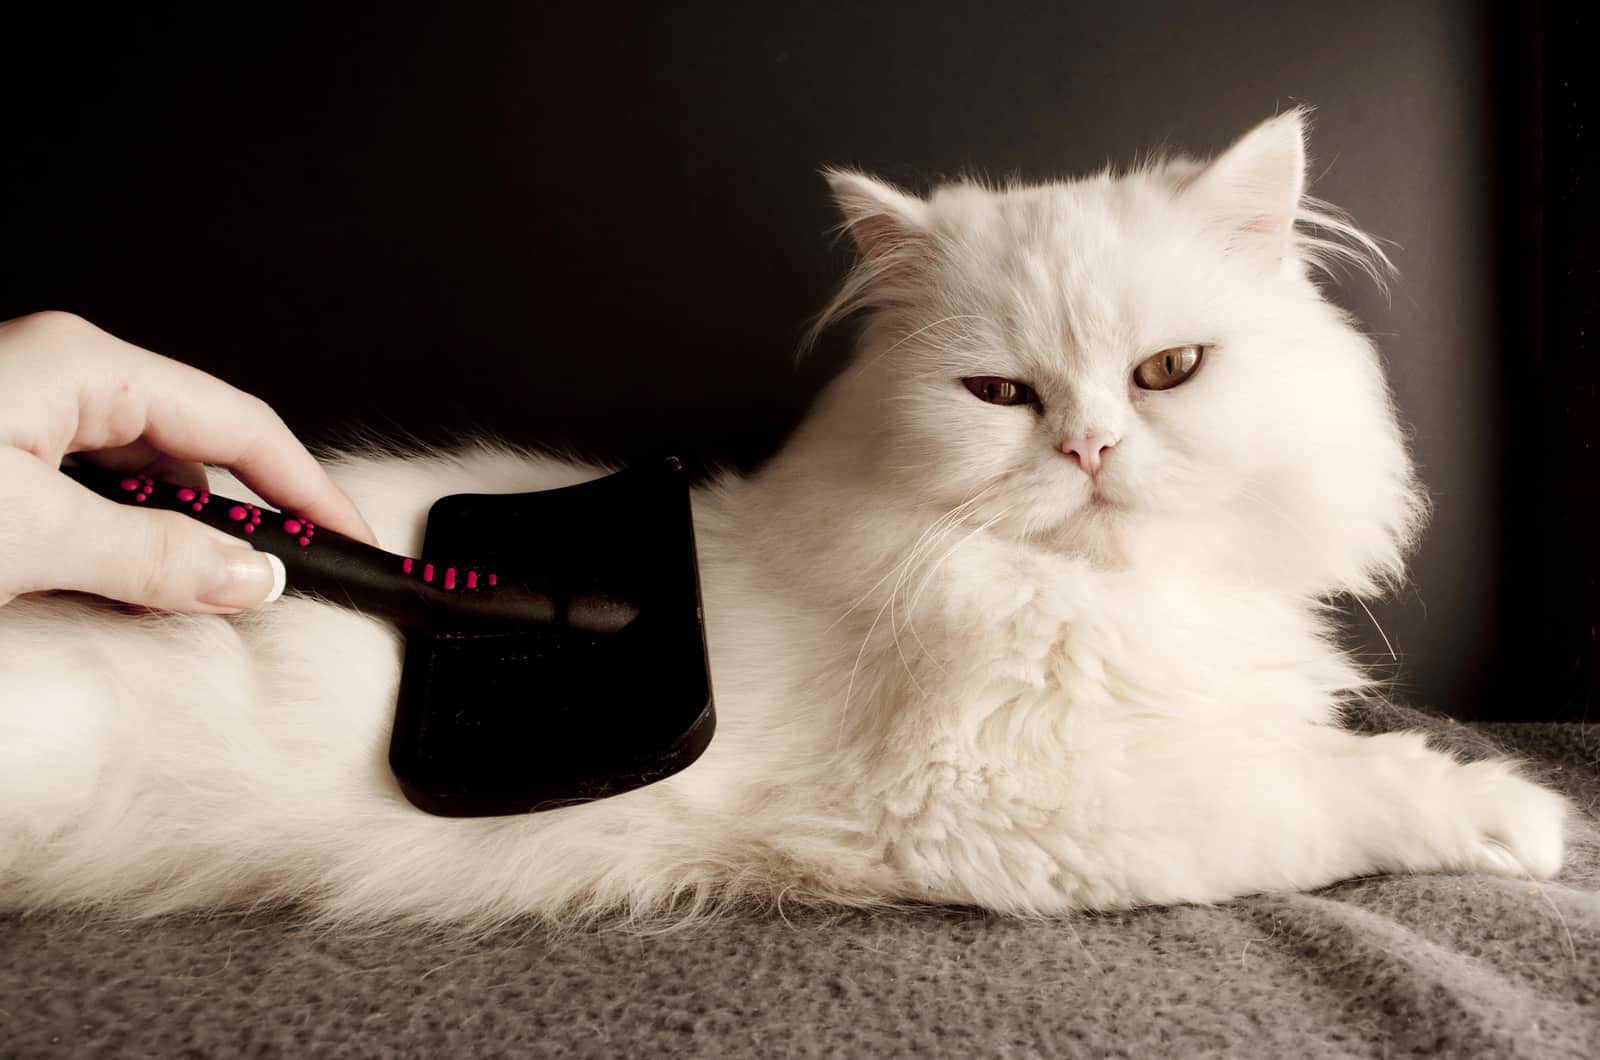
(1133, 345), (1206, 391)
(962, 376), (1039, 407)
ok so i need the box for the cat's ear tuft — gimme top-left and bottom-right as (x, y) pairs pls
(823, 169), (929, 261)
(1183, 108), (1308, 257)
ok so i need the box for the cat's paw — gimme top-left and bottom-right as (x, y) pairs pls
(1449, 760), (1568, 880)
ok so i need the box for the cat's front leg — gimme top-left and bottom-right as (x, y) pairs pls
(1074, 725), (1569, 908)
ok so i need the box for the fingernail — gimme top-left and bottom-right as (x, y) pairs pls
(199, 549), (286, 610)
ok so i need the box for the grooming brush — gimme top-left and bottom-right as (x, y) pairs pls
(62, 457), (715, 817)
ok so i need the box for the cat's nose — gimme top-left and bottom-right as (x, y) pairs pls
(1059, 433), (1118, 477)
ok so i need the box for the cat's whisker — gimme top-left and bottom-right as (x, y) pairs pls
(837, 519), (974, 746)
(856, 314), (990, 372)
(885, 534), (946, 695)
(896, 480), (1017, 598)
(890, 512), (981, 678)
(835, 484), (1007, 745)
(885, 497), (995, 668)
(904, 504), (1019, 638)
(873, 480), (1019, 698)
(889, 504), (1011, 681)
(900, 610), (947, 677)
(897, 505), (1021, 674)
(831, 505), (966, 632)
(1352, 597), (1397, 663)
(838, 590), (897, 751)
(827, 483), (1000, 633)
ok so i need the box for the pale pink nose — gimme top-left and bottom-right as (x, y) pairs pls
(1059, 433), (1118, 477)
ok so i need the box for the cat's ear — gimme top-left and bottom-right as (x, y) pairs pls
(823, 169), (929, 262)
(1182, 108), (1307, 259)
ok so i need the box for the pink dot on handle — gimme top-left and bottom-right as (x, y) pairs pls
(228, 506), (247, 521)
(466, 571), (478, 589)
(134, 494), (146, 502)
(444, 568), (456, 590)
(488, 573), (498, 587)
(402, 557), (413, 574)
(119, 477), (139, 491)
(298, 536), (310, 547)
(192, 502), (203, 511)
(423, 564), (434, 583)
(244, 524), (255, 534)
(282, 519), (302, 534)
(176, 488), (196, 502)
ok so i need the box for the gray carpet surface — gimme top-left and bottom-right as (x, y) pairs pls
(3, 704), (1598, 1058)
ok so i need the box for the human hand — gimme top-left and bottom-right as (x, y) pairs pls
(0, 311), (376, 613)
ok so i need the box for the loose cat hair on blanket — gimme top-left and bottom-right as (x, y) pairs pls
(0, 107), (1568, 926)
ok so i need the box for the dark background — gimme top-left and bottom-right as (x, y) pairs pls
(1, 2), (1593, 721)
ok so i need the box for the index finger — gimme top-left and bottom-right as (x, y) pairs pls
(102, 341), (379, 546)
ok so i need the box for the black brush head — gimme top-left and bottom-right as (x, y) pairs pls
(388, 458), (715, 817)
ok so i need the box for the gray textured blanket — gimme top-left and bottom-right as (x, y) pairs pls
(3, 703), (1597, 1058)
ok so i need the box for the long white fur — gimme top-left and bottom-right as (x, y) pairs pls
(0, 109), (1568, 925)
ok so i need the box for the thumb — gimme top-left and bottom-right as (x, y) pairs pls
(6, 454), (286, 613)
(74, 505), (288, 613)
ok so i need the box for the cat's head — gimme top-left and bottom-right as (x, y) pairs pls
(805, 108), (1425, 598)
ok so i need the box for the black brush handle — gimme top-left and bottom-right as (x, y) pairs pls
(59, 462), (639, 634)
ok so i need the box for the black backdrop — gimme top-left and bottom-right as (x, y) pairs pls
(1, 2), (1593, 721)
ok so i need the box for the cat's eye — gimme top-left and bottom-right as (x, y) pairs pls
(962, 376), (1038, 407)
(1133, 345), (1206, 391)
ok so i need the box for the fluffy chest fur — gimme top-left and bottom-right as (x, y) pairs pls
(694, 464), (1364, 904)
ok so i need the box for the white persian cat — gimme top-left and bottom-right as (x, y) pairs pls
(0, 110), (1568, 924)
